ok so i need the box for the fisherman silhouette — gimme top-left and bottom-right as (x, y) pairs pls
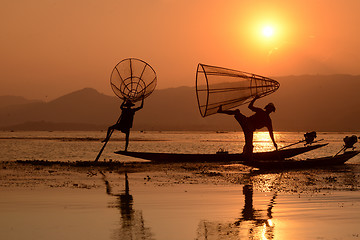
(102, 98), (144, 151)
(218, 95), (277, 158)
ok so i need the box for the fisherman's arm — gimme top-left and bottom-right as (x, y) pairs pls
(134, 97), (144, 112)
(267, 124), (278, 150)
(120, 100), (127, 110)
(248, 95), (261, 112)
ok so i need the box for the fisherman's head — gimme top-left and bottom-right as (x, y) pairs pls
(264, 103), (276, 113)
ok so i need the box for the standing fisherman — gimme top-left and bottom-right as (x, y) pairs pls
(102, 98), (144, 151)
(218, 95), (278, 157)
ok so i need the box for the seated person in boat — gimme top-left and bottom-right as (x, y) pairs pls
(102, 98), (144, 151)
(218, 95), (278, 157)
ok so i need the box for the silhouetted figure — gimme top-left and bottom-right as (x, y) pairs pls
(102, 98), (144, 151)
(218, 95), (277, 157)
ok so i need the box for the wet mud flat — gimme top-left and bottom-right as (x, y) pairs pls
(1, 160), (359, 192)
(1, 160), (360, 240)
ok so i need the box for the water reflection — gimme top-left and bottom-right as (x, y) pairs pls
(100, 171), (280, 240)
(197, 174), (280, 240)
(96, 168), (360, 240)
(235, 184), (275, 239)
(100, 171), (154, 240)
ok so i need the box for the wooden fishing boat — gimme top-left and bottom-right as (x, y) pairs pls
(244, 151), (360, 170)
(115, 143), (328, 163)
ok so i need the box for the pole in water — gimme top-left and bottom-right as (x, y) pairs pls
(94, 130), (113, 162)
(95, 116), (121, 162)
(278, 140), (305, 150)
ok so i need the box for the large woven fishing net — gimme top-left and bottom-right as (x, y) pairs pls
(196, 63), (280, 117)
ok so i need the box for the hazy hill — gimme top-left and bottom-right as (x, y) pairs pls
(0, 88), (121, 130)
(0, 96), (41, 108)
(1, 75), (360, 131)
(271, 75), (360, 131)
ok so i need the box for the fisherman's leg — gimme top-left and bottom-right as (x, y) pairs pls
(102, 125), (115, 143)
(218, 109), (238, 115)
(235, 112), (247, 127)
(243, 131), (254, 160)
(218, 106), (242, 116)
(124, 131), (130, 152)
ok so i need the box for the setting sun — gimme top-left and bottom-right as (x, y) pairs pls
(262, 26), (274, 38)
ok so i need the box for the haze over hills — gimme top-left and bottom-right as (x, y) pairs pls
(0, 88), (121, 130)
(0, 96), (41, 108)
(0, 75), (360, 132)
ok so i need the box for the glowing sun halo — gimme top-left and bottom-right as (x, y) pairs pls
(262, 26), (274, 38)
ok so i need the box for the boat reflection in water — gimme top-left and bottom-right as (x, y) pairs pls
(100, 171), (154, 240)
(196, 174), (279, 240)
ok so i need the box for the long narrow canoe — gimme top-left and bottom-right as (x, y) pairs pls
(244, 151), (360, 170)
(115, 143), (328, 163)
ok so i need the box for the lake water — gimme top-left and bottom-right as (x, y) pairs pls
(1, 130), (359, 162)
(1, 131), (360, 240)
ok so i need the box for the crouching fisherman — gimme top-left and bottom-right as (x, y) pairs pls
(218, 95), (278, 159)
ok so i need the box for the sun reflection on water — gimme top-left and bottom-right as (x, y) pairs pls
(253, 131), (277, 152)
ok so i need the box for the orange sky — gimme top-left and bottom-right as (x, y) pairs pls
(1, 0), (360, 100)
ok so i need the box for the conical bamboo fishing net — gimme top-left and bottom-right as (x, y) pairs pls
(196, 63), (280, 117)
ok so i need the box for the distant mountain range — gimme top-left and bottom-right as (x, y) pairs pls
(1, 75), (360, 132)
